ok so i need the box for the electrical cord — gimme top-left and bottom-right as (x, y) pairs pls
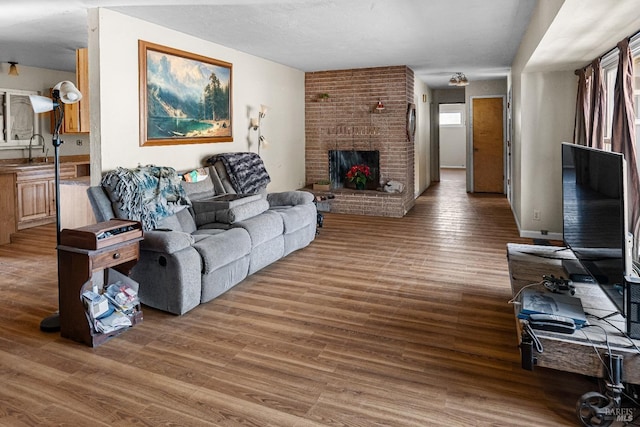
(580, 324), (640, 411)
(508, 280), (544, 306)
(586, 312), (640, 353)
(524, 322), (544, 353)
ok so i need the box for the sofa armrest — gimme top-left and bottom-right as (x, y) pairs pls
(141, 230), (195, 254)
(216, 199), (270, 224)
(267, 191), (314, 207)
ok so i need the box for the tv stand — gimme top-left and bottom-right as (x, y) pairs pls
(507, 243), (640, 384)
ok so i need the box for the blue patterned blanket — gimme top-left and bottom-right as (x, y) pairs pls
(207, 152), (270, 194)
(101, 165), (190, 231)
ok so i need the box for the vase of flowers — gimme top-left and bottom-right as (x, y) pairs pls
(346, 164), (372, 190)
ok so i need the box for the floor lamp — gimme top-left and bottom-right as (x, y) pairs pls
(29, 81), (83, 332)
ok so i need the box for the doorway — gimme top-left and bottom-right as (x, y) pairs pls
(470, 96), (505, 193)
(439, 103), (466, 169)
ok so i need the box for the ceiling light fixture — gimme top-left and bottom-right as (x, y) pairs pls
(448, 72), (469, 87)
(8, 62), (19, 76)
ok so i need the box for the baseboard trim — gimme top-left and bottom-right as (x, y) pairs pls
(520, 229), (563, 241)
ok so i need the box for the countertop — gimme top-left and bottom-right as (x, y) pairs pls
(0, 156), (90, 174)
(60, 175), (91, 186)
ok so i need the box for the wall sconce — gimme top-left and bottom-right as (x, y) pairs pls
(8, 62), (19, 76)
(259, 135), (269, 150)
(250, 104), (270, 154)
(374, 100), (385, 112)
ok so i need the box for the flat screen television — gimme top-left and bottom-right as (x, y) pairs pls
(561, 142), (629, 313)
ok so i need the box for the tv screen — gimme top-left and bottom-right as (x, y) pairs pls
(562, 142), (627, 312)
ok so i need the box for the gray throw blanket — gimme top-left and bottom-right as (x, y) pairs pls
(207, 152), (270, 194)
(101, 165), (191, 231)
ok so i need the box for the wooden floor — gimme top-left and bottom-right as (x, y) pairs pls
(0, 169), (597, 426)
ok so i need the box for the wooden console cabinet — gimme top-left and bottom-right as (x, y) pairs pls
(58, 220), (143, 347)
(507, 243), (640, 384)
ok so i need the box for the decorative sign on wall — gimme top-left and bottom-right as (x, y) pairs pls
(138, 40), (233, 146)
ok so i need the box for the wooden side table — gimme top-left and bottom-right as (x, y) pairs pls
(58, 220), (143, 347)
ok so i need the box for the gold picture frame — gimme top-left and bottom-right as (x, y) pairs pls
(138, 40), (233, 146)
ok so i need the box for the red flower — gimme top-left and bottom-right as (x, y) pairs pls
(346, 164), (372, 186)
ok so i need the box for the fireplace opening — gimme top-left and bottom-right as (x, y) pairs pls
(329, 150), (380, 190)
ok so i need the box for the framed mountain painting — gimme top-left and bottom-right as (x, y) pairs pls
(138, 40), (233, 146)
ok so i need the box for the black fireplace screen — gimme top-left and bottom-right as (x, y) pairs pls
(329, 150), (380, 190)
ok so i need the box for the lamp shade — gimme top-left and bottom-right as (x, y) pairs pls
(53, 80), (82, 104)
(8, 62), (18, 76)
(29, 95), (56, 113)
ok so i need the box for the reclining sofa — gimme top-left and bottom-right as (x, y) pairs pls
(87, 153), (316, 315)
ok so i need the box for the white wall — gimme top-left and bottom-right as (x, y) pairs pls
(414, 80), (431, 196)
(510, 0), (567, 239)
(439, 103), (466, 168)
(88, 8), (305, 192)
(0, 64), (90, 160)
(519, 71), (575, 239)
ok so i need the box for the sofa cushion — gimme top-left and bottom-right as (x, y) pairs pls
(234, 210), (284, 247)
(156, 208), (197, 234)
(181, 166), (216, 201)
(270, 203), (317, 234)
(192, 228), (251, 274)
(213, 161), (237, 194)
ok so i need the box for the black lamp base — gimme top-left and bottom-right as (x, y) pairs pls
(40, 312), (60, 332)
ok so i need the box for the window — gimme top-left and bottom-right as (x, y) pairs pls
(602, 36), (640, 157)
(0, 88), (40, 149)
(440, 111), (463, 127)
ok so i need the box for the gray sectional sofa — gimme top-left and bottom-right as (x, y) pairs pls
(87, 155), (316, 315)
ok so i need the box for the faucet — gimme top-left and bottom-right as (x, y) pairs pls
(28, 134), (45, 163)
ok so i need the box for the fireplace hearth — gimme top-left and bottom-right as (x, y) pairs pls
(329, 150), (380, 190)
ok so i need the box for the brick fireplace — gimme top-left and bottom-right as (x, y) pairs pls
(305, 66), (415, 217)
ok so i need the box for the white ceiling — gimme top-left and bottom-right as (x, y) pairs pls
(0, 0), (537, 88)
(1, 1), (639, 88)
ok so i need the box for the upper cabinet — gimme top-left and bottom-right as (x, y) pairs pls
(0, 88), (40, 149)
(56, 48), (90, 134)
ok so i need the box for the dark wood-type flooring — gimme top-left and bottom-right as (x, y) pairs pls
(0, 169), (597, 426)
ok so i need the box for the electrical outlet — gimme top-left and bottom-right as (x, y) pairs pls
(533, 209), (541, 221)
(76, 139), (83, 146)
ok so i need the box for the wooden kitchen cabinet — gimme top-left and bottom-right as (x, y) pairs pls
(17, 180), (49, 224)
(15, 164), (75, 229)
(51, 48), (89, 134)
(0, 159), (91, 244)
